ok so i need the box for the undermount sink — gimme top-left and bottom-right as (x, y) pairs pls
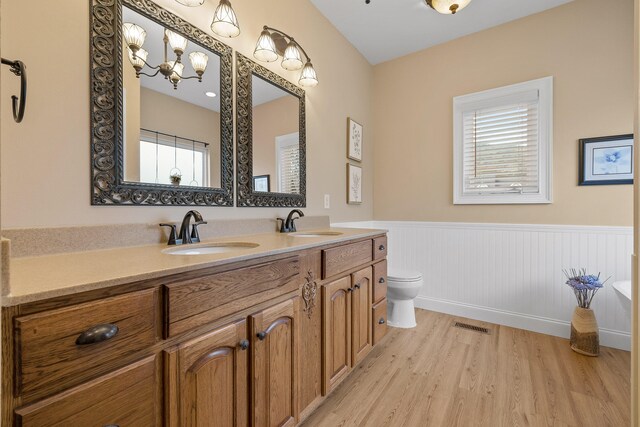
(289, 231), (344, 238)
(162, 242), (259, 255)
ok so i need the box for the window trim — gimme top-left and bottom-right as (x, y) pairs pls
(453, 76), (553, 205)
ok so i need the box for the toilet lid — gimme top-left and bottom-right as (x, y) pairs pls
(388, 270), (423, 282)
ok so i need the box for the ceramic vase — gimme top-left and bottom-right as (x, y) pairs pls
(570, 307), (599, 356)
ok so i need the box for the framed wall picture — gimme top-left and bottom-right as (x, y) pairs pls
(347, 163), (362, 204)
(347, 117), (363, 162)
(253, 175), (271, 192)
(579, 134), (634, 185)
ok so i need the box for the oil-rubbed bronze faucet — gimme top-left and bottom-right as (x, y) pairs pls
(277, 209), (304, 233)
(160, 210), (207, 245)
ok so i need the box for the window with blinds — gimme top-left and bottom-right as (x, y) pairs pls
(276, 133), (300, 194)
(453, 77), (553, 204)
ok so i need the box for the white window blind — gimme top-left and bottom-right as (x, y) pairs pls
(276, 132), (300, 194)
(453, 77), (552, 204)
(463, 98), (539, 195)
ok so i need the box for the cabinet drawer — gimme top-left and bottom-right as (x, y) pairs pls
(372, 299), (388, 345)
(165, 256), (299, 337)
(322, 240), (372, 279)
(15, 289), (159, 400)
(373, 236), (387, 260)
(372, 260), (387, 304)
(15, 355), (160, 427)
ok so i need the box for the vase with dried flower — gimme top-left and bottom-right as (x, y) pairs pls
(170, 172), (182, 186)
(563, 268), (608, 356)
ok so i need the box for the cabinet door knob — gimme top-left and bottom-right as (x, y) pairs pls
(256, 331), (267, 341)
(354, 283), (361, 289)
(378, 318), (386, 325)
(75, 324), (119, 345)
(239, 339), (250, 350)
(379, 244), (385, 251)
(347, 287), (353, 292)
(379, 277), (385, 284)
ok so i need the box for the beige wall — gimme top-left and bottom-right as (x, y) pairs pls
(123, 45), (141, 182)
(136, 87), (221, 188)
(253, 95), (299, 185)
(0, 0), (374, 228)
(373, 0), (634, 226)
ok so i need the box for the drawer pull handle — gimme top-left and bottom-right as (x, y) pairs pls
(239, 339), (250, 350)
(379, 318), (386, 325)
(378, 244), (385, 251)
(379, 277), (385, 284)
(104, 425), (120, 427)
(257, 331), (267, 341)
(75, 324), (119, 345)
(354, 284), (361, 289)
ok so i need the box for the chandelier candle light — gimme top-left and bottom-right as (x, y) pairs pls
(253, 26), (318, 87)
(122, 23), (209, 90)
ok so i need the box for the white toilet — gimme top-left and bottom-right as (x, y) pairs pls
(387, 270), (423, 328)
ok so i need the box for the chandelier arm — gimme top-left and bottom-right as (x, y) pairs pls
(180, 75), (204, 81)
(263, 26), (311, 62)
(132, 53), (160, 70)
(138, 69), (162, 78)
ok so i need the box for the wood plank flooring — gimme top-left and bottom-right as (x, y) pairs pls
(300, 309), (630, 427)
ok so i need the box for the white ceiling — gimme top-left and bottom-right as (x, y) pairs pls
(309, 0), (574, 64)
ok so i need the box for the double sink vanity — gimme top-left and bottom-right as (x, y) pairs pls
(1, 215), (389, 426)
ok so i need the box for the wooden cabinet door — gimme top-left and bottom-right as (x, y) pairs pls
(351, 267), (373, 365)
(322, 276), (352, 395)
(165, 320), (249, 427)
(250, 298), (299, 427)
(15, 355), (160, 427)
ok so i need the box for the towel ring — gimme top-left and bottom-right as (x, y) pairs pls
(1, 58), (27, 123)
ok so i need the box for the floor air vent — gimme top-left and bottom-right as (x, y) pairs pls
(454, 322), (490, 334)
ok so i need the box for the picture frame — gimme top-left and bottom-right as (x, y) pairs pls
(347, 117), (363, 162)
(347, 163), (362, 204)
(253, 175), (271, 192)
(579, 134), (634, 185)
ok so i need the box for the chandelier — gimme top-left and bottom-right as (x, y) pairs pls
(253, 26), (318, 87)
(174, 0), (241, 38)
(122, 23), (209, 90)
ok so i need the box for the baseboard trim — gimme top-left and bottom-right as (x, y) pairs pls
(415, 295), (631, 351)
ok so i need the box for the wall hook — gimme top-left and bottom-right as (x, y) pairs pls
(1, 58), (27, 123)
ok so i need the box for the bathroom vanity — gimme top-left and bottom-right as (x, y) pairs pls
(0, 229), (388, 426)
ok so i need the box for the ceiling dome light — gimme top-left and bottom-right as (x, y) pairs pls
(254, 29), (278, 62)
(281, 41), (304, 71)
(122, 23), (146, 53)
(205, 91), (217, 97)
(175, 0), (205, 6)
(211, 0), (241, 38)
(426, 0), (472, 14)
(298, 61), (318, 88)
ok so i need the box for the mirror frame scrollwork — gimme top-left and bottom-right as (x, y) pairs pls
(90, 0), (234, 206)
(236, 52), (306, 207)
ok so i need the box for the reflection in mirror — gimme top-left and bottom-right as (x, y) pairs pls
(122, 6), (221, 189)
(251, 75), (300, 194)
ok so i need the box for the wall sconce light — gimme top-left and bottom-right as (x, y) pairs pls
(122, 23), (209, 90)
(253, 26), (318, 87)
(211, 0), (241, 38)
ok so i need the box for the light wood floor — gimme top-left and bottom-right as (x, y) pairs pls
(300, 309), (631, 427)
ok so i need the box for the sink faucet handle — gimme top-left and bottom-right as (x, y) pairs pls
(276, 218), (286, 233)
(191, 221), (207, 244)
(159, 223), (180, 246)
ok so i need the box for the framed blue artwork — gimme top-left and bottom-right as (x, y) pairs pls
(579, 134), (634, 185)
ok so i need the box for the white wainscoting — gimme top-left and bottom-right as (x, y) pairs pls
(334, 221), (633, 351)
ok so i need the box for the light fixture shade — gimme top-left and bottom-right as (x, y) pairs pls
(189, 51), (209, 74)
(281, 41), (303, 71)
(127, 48), (148, 70)
(168, 61), (184, 83)
(165, 29), (188, 55)
(298, 61), (318, 87)
(211, 0), (241, 38)
(175, 0), (205, 6)
(254, 30), (278, 63)
(122, 23), (146, 51)
(426, 0), (472, 14)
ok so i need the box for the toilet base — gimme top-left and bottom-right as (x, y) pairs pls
(387, 299), (417, 329)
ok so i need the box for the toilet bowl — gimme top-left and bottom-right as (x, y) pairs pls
(387, 270), (423, 328)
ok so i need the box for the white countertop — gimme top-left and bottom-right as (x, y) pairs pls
(2, 228), (386, 306)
